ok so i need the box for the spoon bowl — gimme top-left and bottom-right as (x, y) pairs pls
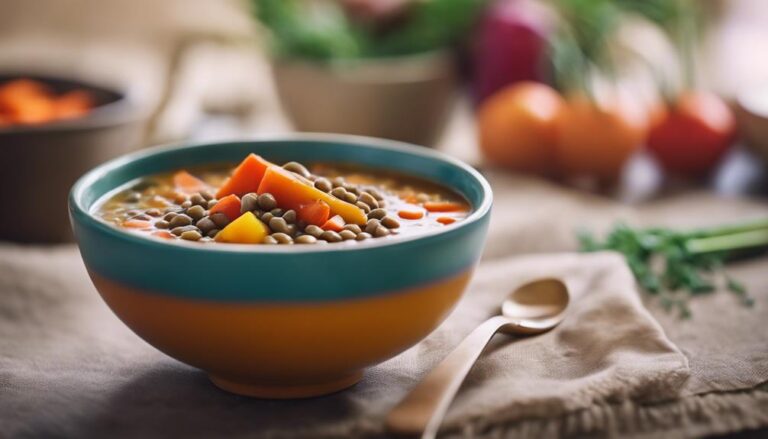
(501, 278), (569, 334)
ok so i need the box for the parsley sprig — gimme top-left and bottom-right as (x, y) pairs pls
(578, 219), (768, 317)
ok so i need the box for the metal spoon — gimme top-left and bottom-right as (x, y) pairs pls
(386, 278), (570, 439)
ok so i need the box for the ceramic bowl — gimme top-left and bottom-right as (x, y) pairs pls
(0, 73), (146, 243)
(271, 51), (457, 147)
(69, 135), (492, 398)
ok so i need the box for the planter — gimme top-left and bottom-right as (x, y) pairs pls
(271, 51), (457, 147)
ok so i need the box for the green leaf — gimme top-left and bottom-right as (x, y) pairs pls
(252, 0), (485, 59)
(577, 220), (768, 318)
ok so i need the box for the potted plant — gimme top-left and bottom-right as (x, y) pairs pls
(252, 0), (484, 146)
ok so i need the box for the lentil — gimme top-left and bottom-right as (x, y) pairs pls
(171, 225), (197, 236)
(320, 231), (342, 243)
(314, 178), (332, 192)
(358, 192), (378, 209)
(190, 194), (206, 206)
(381, 216), (401, 229)
(283, 161), (311, 178)
(196, 217), (216, 234)
(241, 193), (259, 213)
(124, 191), (141, 203)
(282, 209), (297, 224)
(339, 230), (357, 241)
(186, 205), (206, 221)
(304, 225), (324, 237)
(169, 214), (193, 228)
(331, 187), (348, 199)
(269, 217), (291, 234)
(295, 235), (318, 244)
(365, 219), (380, 234)
(262, 235), (279, 245)
(257, 193), (277, 211)
(343, 224), (362, 234)
(181, 230), (202, 241)
(368, 208), (386, 220)
(210, 212), (230, 229)
(272, 233), (293, 244)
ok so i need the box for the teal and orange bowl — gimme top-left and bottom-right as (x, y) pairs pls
(69, 134), (492, 398)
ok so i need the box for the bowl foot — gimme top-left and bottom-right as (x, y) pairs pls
(209, 371), (364, 399)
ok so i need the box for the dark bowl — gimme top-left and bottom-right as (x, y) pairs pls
(0, 73), (146, 243)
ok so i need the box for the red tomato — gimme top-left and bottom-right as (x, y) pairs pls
(647, 91), (736, 176)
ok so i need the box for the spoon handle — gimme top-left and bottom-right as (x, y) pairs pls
(386, 315), (513, 439)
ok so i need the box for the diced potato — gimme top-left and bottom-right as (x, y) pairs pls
(215, 212), (268, 244)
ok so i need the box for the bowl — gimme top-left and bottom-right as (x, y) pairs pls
(271, 51), (457, 147)
(0, 73), (146, 243)
(69, 135), (492, 398)
(736, 85), (768, 165)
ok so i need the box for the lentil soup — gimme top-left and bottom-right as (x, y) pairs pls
(95, 154), (471, 245)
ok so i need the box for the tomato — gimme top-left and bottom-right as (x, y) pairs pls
(555, 95), (647, 182)
(477, 81), (563, 175)
(647, 91), (736, 176)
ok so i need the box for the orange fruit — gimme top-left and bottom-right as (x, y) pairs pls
(555, 94), (647, 182)
(477, 81), (563, 175)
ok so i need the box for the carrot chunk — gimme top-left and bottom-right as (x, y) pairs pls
(123, 219), (152, 228)
(436, 216), (456, 225)
(402, 194), (419, 204)
(398, 209), (424, 220)
(423, 201), (469, 213)
(257, 166), (366, 225)
(8, 97), (54, 124)
(321, 215), (345, 232)
(151, 230), (174, 239)
(209, 194), (241, 221)
(216, 153), (272, 198)
(173, 170), (208, 194)
(53, 90), (93, 119)
(297, 200), (331, 226)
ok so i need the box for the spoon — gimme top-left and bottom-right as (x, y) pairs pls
(386, 278), (570, 439)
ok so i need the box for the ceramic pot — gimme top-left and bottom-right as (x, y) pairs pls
(271, 52), (457, 147)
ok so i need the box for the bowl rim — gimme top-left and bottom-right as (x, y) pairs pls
(0, 72), (146, 134)
(70, 133), (493, 255)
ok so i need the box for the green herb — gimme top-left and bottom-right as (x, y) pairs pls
(578, 219), (768, 317)
(252, 0), (485, 60)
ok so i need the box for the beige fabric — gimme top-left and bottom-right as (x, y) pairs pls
(1, 175), (767, 438)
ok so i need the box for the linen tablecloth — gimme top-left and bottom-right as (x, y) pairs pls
(2, 173), (767, 438)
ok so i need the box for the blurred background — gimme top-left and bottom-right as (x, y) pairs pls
(2, 0), (768, 243)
